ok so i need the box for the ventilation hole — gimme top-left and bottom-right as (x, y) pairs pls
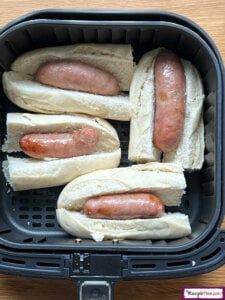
(36, 262), (60, 268)
(2, 258), (25, 265)
(167, 260), (190, 267)
(46, 188), (60, 196)
(46, 215), (55, 219)
(47, 199), (55, 204)
(37, 237), (47, 243)
(46, 207), (55, 211)
(20, 198), (28, 204)
(201, 247), (221, 261)
(19, 206), (29, 211)
(32, 223), (41, 227)
(20, 190), (30, 195)
(45, 223), (55, 227)
(133, 263), (156, 269)
(33, 207), (42, 211)
(33, 190), (43, 196)
(33, 199), (42, 204)
(23, 237), (33, 243)
(0, 229), (11, 234)
(32, 215), (42, 219)
(19, 214), (29, 219)
(220, 238), (225, 243)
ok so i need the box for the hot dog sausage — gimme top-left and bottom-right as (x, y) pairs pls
(35, 60), (120, 96)
(84, 193), (164, 219)
(19, 126), (100, 159)
(153, 50), (186, 153)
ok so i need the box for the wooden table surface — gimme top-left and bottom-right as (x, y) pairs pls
(0, 0), (225, 299)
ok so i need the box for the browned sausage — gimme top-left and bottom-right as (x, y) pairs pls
(84, 193), (164, 220)
(153, 50), (186, 153)
(35, 60), (120, 96)
(19, 126), (100, 159)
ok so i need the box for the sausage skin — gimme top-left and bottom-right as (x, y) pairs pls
(19, 126), (100, 159)
(153, 50), (186, 153)
(35, 60), (120, 96)
(84, 193), (164, 220)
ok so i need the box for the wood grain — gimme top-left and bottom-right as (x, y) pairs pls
(1, 267), (225, 300)
(0, 0), (225, 299)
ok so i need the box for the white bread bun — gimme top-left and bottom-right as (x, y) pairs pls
(128, 49), (161, 162)
(56, 210), (191, 241)
(128, 48), (204, 169)
(2, 113), (121, 191)
(56, 163), (190, 241)
(3, 44), (135, 120)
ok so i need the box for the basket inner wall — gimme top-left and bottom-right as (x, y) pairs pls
(0, 22), (219, 251)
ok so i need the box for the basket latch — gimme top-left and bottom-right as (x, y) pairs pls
(67, 253), (123, 299)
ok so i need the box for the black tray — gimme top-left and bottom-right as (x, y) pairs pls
(0, 10), (224, 299)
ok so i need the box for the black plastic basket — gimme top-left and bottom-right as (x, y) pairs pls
(0, 10), (224, 299)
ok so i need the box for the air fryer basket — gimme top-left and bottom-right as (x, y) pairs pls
(0, 10), (224, 299)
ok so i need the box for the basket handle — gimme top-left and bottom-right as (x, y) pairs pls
(76, 280), (115, 300)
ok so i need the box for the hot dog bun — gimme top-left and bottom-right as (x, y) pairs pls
(3, 44), (135, 120)
(56, 163), (191, 241)
(128, 48), (204, 169)
(56, 210), (190, 241)
(2, 113), (121, 191)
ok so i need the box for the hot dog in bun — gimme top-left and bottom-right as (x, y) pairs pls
(3, 44), (135, 120)
(3, 113), (121, 190)
(128, 48), (204, 169)
(56, 163), (191, 241)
